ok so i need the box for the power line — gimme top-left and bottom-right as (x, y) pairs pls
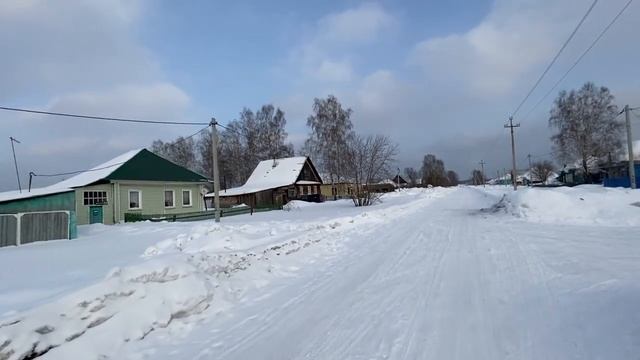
(521, 0), (634, 122)
(0, 106), (209, 126)
(216, 122), (240, 135)
(163, 125), (211, 149)
(30, 162), (126, 178)
(511, 0), (599, 118)
(30, 126), (211, 179)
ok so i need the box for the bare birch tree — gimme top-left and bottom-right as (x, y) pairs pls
(446, 170), (459, 186)
(530, 160), (555, 184)
(304, 95), (354, 183)
(549, 82), (623, 178)
(404, 167), (419, 187)
(471, 169), (484, 185)
(346, 134), (398, 207)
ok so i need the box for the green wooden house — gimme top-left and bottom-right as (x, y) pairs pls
(0, 149), (210, 226)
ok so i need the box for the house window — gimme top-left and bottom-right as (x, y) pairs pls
(288, 189), (295, 198)
(164, 190), (175, 208)
(83, 191), (108, 205)
(129, 190), (141, 209)
(303, 186), (309, 195)
(182, 189), (192, 207)
(332, 187), (337, 196)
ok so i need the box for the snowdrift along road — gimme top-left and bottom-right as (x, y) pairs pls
(1, 186), (639, 359)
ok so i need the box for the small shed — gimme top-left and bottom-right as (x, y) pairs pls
(602, 161), (640, 188)
(207, 157), (323, 208)
(0, 188), (77, 247)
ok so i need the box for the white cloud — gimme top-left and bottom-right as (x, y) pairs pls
(315, 59), (353, 82)
(285, 3), (395, 84)
(47, 83), (190, 122)
(0, 0), (195, 190)
(409, 0), (576, 97)
(0, 0), (159, 101)
(317, 3), (395, 45)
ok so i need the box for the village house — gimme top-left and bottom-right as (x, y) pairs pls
(0, 149), (209, 236)
(208, 157), (323, 208)
(391, 175), (409, 188)
(320, 181), (354, 200)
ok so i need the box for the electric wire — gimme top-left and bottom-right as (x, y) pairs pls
(521, 0), (634, 122)
(511, 0), (599, 118)
(30, 126), (211, 179)
(0, 106), (209, 126)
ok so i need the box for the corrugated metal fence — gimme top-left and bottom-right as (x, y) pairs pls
(0, 211), (70, 248)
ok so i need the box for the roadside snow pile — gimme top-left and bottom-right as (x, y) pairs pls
(492, 185), (640, 226)
(0, 188), (448, 360)
(0, 256), (213, 360)
(283, 200), (316, 211)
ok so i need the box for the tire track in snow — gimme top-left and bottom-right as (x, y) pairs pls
(209, 195), (447, 359)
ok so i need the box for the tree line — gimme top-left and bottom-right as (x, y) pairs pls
(151, 95), (398, 206)
(402, 154), (459, 187)
(151, 104), (294, 189)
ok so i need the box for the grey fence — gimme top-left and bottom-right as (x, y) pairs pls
(0, 211), (70, 248)
(0, 215), (17, 247)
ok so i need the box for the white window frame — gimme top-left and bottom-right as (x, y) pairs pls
(83, 190), (108, 206)
(128, 190), (142, 210)
(182, 189), (192, 207)
(164, 189), (175, 208)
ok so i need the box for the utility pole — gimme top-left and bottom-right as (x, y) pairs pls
(210, 118), (221, 222)
(504, 116), (520, 190)
(479, 160), (486, 187)
(9, 137), (22, 193)
(624, 105), (636, 189)
(527, 154), (532, 186)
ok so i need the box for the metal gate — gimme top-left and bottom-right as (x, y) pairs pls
(0, 215), (18, 247)
(0, 211), (70, 248)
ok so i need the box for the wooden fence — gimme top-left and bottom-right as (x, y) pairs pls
(124, 206), (279, 223)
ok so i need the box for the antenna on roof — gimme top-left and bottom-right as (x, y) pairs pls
(9, 136), (22, 193)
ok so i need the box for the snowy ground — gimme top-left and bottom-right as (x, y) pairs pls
(1, 186), (639, 359)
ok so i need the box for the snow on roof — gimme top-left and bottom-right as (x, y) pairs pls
(212, 157), (310, 197)
(53, 149), (142, 189)
(0, 149), (142, 203)
(0, 187), (73, 203)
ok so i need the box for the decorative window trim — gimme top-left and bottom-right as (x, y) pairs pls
(164, 190), (175, 208)
(128, 190), (142, 210)
(181, 189), (192, 207)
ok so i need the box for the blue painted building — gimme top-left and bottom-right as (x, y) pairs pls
(602, 161), (640, 188)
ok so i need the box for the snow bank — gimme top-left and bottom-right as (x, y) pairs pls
(0, 188), (449, 360)
(282, 200), (317, 211)
(488, 185), (640, 226)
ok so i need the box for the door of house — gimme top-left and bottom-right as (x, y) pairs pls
(89, 206), (103, 224)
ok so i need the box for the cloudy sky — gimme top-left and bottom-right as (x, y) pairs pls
(1, 0), (639, 190)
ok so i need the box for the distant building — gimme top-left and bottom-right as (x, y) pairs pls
(391, 175), (408, 188)
(602, 161), (640, 188)
(602, 141), (640, 188)
(320, 178), (354, 200)
(208, 157), (323, 208)
(0, 149), (209, 226)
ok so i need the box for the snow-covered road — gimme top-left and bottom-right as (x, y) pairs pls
(116, 187), (640, 360)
